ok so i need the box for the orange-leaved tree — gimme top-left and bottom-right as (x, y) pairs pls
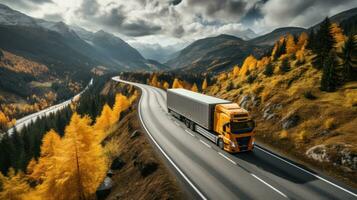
(163, 81), (170, 90)
(39, 113), (107, 200)
(172, 78), (183, 88)
(0, 168), (31, 200)
(93, 104), (113, 134)
(110, 93), (130, 125)
(201, 78), (208, 91)
(330, 23), (346, 44)
(28, 129), (61, 184)
(232, 65), (239, 78)
(285, 34), (297, 54)
(191, 83), (198, 92)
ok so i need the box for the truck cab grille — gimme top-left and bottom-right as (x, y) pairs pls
(236, 136), (251, 147)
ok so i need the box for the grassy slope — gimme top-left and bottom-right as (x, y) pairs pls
(206, 54), (357, 186)
(103, 95), (184, 199)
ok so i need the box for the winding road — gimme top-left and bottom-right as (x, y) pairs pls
(113, 76), (357, 200)
(5, 79), (93, 136)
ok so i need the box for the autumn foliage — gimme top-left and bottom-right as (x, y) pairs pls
(0, 111), (16, 132)
(0, 92), (135, 200)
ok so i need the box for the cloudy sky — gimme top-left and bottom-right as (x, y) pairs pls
(0, 0), (356, 59)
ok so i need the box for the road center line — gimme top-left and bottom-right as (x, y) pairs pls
(185, 129), (195, 137)
(251, 173), (288, 198)
(218, 152), (236, 165)
(199, 139), (211, 148)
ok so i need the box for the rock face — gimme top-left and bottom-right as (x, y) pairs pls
(262, 103), (282, 120)
(306, 145), (330, 162)
(306, 144), (357, 171)
(281, 111), (300, 129)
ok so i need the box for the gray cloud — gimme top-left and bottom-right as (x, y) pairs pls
(120, 20), (162, 36)
(1, 0), (355, 45)
(0, 0), (52, 10)
(43, 13), (63, 21)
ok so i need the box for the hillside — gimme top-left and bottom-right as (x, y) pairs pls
(165, 34), (268, 73)
(249, 27), (306, 46)
(204, 25), (357, 186)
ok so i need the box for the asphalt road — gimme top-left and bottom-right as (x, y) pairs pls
(113, 77), (357, 200)
(5, 79), (93, 136)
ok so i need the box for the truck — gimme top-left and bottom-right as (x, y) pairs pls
(167, 88), (255, 153)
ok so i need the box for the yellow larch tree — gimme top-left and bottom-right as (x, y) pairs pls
(110, 93), (130, 125)
(232, 65), (239, 78)
(172, 78), (183, 88)
(0, 111), (15, 131)
(286, 34), (297, 54)
(330, 23), (346, 44)
(0, 168), (31, 200)
(93, 104), (112, 140)
(150, 74), (158, 87)
(239, 55), (257, 77)
(39, 113), (107, 200)
(163, 81), (170, 90)
(28, 129), (61, 183)
(296, 32), (308, 50)
(201, 78), (208, 91)
(256, 56), (271, 69)
(191, 83), (199, 92)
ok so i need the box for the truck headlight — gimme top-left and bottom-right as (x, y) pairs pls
(230, 140), (236, 148)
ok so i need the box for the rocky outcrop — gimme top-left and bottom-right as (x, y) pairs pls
(306, 145), (330, 162)
(306, 144), (357, 171)
(262, 103), (283, 120)
(281, 111), (300, 129)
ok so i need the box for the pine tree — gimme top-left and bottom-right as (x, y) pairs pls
(264, 63), (274, 77)
(39, 113), (107, 200)
(336, 35), (357, 82)
(306, 29), (315, 50)
(274, 39), (286, 60)
(321, 52), (337, 92)
(280, 58), (290, 73)
(315, 17), (335, 68)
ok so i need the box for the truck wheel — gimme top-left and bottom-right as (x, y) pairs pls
(190, 122), (195, 131)
(218, 139), (224, 150)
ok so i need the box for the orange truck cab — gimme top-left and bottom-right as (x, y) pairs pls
(214, 103), (255, 152)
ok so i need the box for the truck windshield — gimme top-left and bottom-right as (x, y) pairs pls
(230, 120), (255, 134)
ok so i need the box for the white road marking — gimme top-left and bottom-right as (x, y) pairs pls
(256, 146), (357, 197)
(251, 173), (288, 198)
(199, 139), (212, 148)
(185, 129), (195, 137)
(174, 121), (180, 126)
(218, 152), (237, 165)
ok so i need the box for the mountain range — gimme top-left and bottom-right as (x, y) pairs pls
(0, 4), (167, 73)
(164, 7), (357, 73)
